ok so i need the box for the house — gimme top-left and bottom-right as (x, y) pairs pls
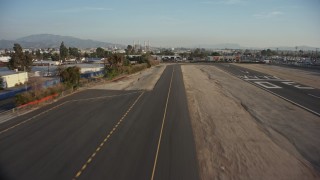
(0, 56), (11, 67)
(0, 56), (11, 63)
(0, 71), (28, 88)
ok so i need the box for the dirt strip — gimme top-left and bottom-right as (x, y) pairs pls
(182, 64), (319, 180)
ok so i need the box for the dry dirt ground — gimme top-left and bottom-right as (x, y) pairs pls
(91, 64), (166, 91)
(182, 64), (320, 180)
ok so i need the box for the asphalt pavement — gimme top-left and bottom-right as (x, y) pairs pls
(0, 65), (199, 180)
(213, 63), (320, 117)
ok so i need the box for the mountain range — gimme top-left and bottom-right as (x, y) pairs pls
(0, 34), (318, 51)
(197, 44), (319, 51)
(0, 34), (119, 49)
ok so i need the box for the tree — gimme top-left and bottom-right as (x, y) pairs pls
(190, 48), (208, 58)
(59, 66), (80, 88)
(59, 41), (68, 61)
(211, 52), (221, 56)
(141, 54), (151, 67)
(96, 47), (105, 58)
(84, 52), (90, 58)
(8, 43), (33, 71)
(35, 49), (43, 60)
(299, 50), (303, 56)
(69, 47), (80, 59)
(43, 53), (51, 60)
(266, 49), (272, 56)
(104, 51), (111, 57)
(126, 45), (133, 54)
(107, 54), (124, 70)
(179, 52), (189, 58)
(51, 53), (60, 61)
(159, 49), (174, 55)
(89, 52), (97, 58)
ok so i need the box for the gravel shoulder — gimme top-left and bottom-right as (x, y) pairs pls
(182, 64), (320, 180)
(91, 64), (166, 91)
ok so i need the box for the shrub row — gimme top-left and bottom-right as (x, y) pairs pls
(16, 84), (67, 106)
(122, 63), (148, 74)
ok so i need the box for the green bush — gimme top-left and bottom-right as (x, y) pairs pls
(106, 69), (120, 79)
(59, 66), (80, 88)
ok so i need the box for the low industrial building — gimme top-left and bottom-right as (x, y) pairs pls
(0, 71), (28, 88)
(33, 60), (61, 66)
(207, 55), (240, 62)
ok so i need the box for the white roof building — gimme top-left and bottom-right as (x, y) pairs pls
(0, 56), (11, 63)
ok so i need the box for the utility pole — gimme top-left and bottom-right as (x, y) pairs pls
(47, 63), (50, 76)
(295, 46), (298, 63)
(138, 40), (141, 51)
(276, 48), (279, 62)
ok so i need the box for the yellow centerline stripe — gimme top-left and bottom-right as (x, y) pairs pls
(150, 67), (174, 180)
(72, 91), (144, 180)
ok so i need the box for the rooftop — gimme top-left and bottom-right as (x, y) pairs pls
(0, 71), (26, 76)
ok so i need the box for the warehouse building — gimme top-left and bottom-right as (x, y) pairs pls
(0, 71), (28, 88)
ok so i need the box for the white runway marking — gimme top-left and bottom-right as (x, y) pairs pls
(282, 82), (314, 89)
(254, 82), (282, 89)
(308, 94), (320, 99)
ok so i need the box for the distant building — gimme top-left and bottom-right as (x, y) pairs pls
(207, 55), (240, 62)
(85, 58), (105, 64)
(0, 56), (11, 63)
(114, 49), (126, 54)
(0, 56), (11, 67)
(33, 60), (61, 66)
(0, 71), (28, 88)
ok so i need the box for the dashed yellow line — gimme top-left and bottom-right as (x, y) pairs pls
(92, 152), (96, 158)
(72, 91), (144, 180)
(150, 68), (174, 180)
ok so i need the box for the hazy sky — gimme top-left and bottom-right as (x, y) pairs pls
(0, 0), (319, 47)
